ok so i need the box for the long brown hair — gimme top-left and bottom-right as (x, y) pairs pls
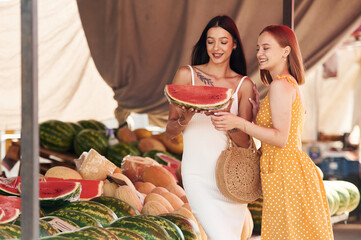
(191, 15), (247, 76)
(259, 25), (305, 85)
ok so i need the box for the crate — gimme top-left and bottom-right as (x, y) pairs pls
(318, 151), (360, 181)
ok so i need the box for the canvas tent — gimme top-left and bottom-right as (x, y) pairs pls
(1, 0), (361, 141)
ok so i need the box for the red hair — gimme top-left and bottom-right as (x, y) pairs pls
(259, 25), (305, 85)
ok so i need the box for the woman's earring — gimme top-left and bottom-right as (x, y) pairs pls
(283, 56), (287, 62)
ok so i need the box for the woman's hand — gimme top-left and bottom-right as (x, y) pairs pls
(249, 84), (260, 122)
(171, 102), (198, 125)
(211, 111), (242, 131)
(202, 98), (234, 116)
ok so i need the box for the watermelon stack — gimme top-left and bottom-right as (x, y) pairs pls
(39, 120), (76, 153)
(106, 142), (141, 167)
(73, 129), (109, 156)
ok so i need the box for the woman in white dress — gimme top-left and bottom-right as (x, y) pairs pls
(165, 15), (255, 240)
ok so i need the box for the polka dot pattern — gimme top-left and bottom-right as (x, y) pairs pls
(255, 75), (334, 240)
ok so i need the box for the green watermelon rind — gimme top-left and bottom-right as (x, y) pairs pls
(105, 227), (146, 240)
(158, 213), (200, 240)
(165, 85), (233, 110)
(324, 184), (340, 216)
(40, 216), (80, 231)
(90, 196), (140, 218)
(324, 181), (350, 215)
(39, 120), (76, 153)
(109, 216), (170, 240)
(39, 219), (60, 237)
(48, 209), (102, 227)
(59, 201), (117, 227)
(138, 215), (185, 240)
(37, 182), (81, 208)
(0, 223), (21, 238)
(106, 142), (141, 167)
(57, 226), (119, 240)
(333, 180), (360, 213)
(77, 120), (106, 131)
(73, 129), (109, 156)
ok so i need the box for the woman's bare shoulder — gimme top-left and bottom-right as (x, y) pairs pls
(172, 66), (192, 85)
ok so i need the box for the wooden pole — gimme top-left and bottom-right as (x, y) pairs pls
(20, 0), (39, 239)
(283, 0), (294, 30)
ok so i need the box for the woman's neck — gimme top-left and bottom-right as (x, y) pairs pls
(269, 63), (289, 80)
(204, 61), (233, 78)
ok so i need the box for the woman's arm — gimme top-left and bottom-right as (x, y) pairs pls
(165, 66), (197, 139)
(211, 79), (295, 148)
(227, 78), (255, 148)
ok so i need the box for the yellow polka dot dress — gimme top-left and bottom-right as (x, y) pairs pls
(255, 76), (334, 240)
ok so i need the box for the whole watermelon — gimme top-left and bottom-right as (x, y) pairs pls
(77, 119), (106, 130)
(39, 120), (76, 153)
(248, 196), (263, 235)
(324, 184), (340, 216)
(334, 180), (360, 213)
(106, 142), (141, 167)
(73, 129), (109, 156)
(324, 180), (350, 215)
(68, 122), (84, 135)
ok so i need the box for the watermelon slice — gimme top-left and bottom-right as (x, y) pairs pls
(0, 208), (4, 221)
(17, 181), (81, 208)
(165, 84), (233, 110)
(0, 196), (22, 224)
(0, 207), (20, 224)
(45, 178), (104, 201)
(0, 176), (21, 196)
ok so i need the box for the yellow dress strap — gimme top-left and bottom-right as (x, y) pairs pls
(276, 75), (298, 88)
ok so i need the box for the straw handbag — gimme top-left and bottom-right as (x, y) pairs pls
(215, 136), (262, 203)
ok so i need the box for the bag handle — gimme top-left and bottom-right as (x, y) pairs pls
(226, 134), (258, 151)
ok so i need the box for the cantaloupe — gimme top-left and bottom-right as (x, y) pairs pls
(121, 155), (160, 182)
(137, 182), (156, 195)
(160, 192), (184, 210)
(141, 201), (168, 215)
(116, 126), (137, 143)
(134, 128), (152, 139)
(142, 166), (177, 187)
(114, 185), (143, 212)
(151, 187), (169, 195)
(137, 138), (166, 154)
(102, 179), (118, 197)
(144, 193), (174, 213)
(45, 166), (82, 180)
(162, 134), (183, 155)
(166, 183), (186, 198)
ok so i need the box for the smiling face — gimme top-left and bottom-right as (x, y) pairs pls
(257, 31), (289, 72)
(206, 27), (236, 64)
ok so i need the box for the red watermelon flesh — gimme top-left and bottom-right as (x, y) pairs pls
(156, 153), (181, 169)
(0, 195), (21, 210)
(0, 206), (20, 224)
(0, 208), (4, 221)
(0, 176), (21, 196)
(165, 85), (233, 110)
(44, 178), (103, 200)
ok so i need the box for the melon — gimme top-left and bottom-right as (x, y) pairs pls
(165, 84), (233, 110)
(162, 134), (183, 155)
(141, 201), (169, 215)
(44, 178), (103, 201)
(333, 180), (360, 213)
(116, 126), (138, 143)
(121, 155), (160, 182)
(137, 138), (166, 154)
(0, 195), (21, 224)
(142, 166), (178, 187)
(45, 166), (82, 180)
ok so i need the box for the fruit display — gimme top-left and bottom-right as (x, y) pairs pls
(1, 120), (211, 240)
(164, 84), (233, 110)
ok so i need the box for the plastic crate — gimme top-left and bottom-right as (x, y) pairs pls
(319, 151), (360, 180)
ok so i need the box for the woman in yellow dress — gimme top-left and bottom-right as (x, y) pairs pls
(211, 25), (334, 239)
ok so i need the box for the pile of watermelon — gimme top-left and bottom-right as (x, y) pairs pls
(324, 180), (360, 216)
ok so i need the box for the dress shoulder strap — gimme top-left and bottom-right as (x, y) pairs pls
(277, 75), (298, 88)
(234, 76), (247, 95)
(187, 65), (195, 85)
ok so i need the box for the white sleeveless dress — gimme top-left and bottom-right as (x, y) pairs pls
(181, 65), (248, 240)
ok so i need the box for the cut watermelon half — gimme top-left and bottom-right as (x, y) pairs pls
(0, 208), (4, 221)
(44, 178), (103, 201)
(18, 181), (81, 207)
(0, 176), (21, 196)
(0, 206), (20, 224)
(165, 84), (233, 110)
